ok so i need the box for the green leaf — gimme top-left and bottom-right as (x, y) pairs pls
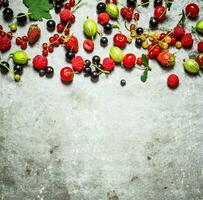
(23, 0), (53, 21)
(142, 54), (149, 68)
(141, 69), (148, 83)
(178, 10), (186, 26)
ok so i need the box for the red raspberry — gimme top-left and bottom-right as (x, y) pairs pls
(181, 33), (193, 48)
(0, 36), (11, 52)
(59, 9), (72, 22)
(167, 74), (179, 89)
(174, 25), (185, 39)
(32, 55), (48, 70)
(102, 57), (115, 71)
(197, 41), (203, 53)
(98, 13), (110, 25)
(83, 39), (94, 52)
(71, 56), (84, 72)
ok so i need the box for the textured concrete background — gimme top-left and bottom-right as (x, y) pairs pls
(0, 0), (203, 199)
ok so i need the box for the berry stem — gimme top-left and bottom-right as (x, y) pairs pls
(13, 13), (31, 19)
(92, 64), (110, 74)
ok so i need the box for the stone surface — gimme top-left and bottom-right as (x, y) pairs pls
(0, 0), (203, 200)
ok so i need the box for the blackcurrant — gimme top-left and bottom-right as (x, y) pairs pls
(136, 27), (144, 35)
(2, 8), (13, 21)
(91, 71), (99, 82)
(92, 55), (100, 64)
(3, 0), (9, 7)
(46, 66), (54, 78)
(104, 23), (112, 34)
(100, 37), (108, 47)
(0, 61), (9, 74)
(65, 51), (75, 61)
(149, 17), (158, 28)
(39, 69), (46, 77)
(83, 66), (92, 76)
(54, 4), (61, 13)
(154, 0), (163, 7)
(84, 59), (91, 67)
(96, 2), (106, 13)
(127, 0), (136, 7)
(120, 79), (126, 87)
(13, 65), (23, 75)
(17, 13), (27, 26)
(135, 38), (142, 47)
(96, 64), (103, 72)
(46, 20), (56, 31)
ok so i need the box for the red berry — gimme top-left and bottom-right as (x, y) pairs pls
(83, 39), (94, 52)
(128, 6), (134, 12)
(181, 33), (193, 48)
(196, 54), (203, 69)
(69, 0), (75, 7)
(134, 13), (140, 21)
(7, 32), (12, 40)
(64, 3), (71, 9)
(98, 13), (110, 25)
(154, 6), (166, 21)
(64, 28), (70, 35)
(0, 31), (6, 37)
(174, 25), (185, 39)
(123, 53), (136, 69)
(170, 37), (177, 45)
(71, 56), (84, 72)
(113, 33), (127, 47)
(54, 40), (60, 47)
(147, 44), (153, 51)
(16, 37), (22, 45)
(49, 36), (55, 43)
(48, 45), (54, 53)
(130, 23), (136, 30)
(22, 36), (28, 42)
(159, 33), (166, 40)
(126, 11), (133, 21)
(148, 51), (155, 59)
(121, 7), (128, 18)
(32, 55), (48, 70)
(60, 9), (72, 22)
(197, 41), (203, 53)
(59, 36), (65, 44)
(152, 46), (161, 57)
(60, 67), (74, 82)
(137, 57), (143, 65)
(42, 42), (48, 49)
(54, 34), (59, 40)
(70, 15), (75, 23)
(102, 57), (115, 71)
(0, 36), (11, 52)
(185, 3), (199, 18)
(151, 39), (158, 45)
(21, 42), (27, 49)
(57, 23), (64, 33)
(42, 49), (48, 57)
(167, 74), (179, 89)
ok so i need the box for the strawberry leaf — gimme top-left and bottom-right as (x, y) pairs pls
(23, 0), (53, 21)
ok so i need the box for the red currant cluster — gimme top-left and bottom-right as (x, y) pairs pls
(15, 36), (28, 49)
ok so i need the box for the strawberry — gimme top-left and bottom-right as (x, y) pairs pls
(64, 35), (79, 53)
(181, 33), (193, 48)
(0, 36), (11, 52)
(32, 55), (48, 70)
(60, 9), (72, 22)
(27, 24), (41, 45)
(71, 56), (84, 72)
(157, 51), (176, 67)
(174, 25), (185, 39)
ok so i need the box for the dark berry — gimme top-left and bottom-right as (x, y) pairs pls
(2, 8), (13, 21)
(65, 51), (75, 61)
(120, 79), (126, 87)
(149, 17), (158, 28)
(104, 23), (112, 34)
(0, 61), (9, 74)
(154, 0), (163, 7)
(141, 0), (149, 6)
(96, 2), (106, 13)
(84, 59), (91, 67)
(54, 4), (61, 13)
(100, 37), (108, 47)
(96, 63), (103, 72)
(136, 27), (144, 35)
(46, 20), (56, 31)
(127, 0), (136, 7)
(91, 71), (99, 82)
(3, 0), (9, 7)
(17, 13), (27, 26)
(45, 66), (54, 78)
(92, 55), (100, 64)
(39, 69), (46, 77)
(13, 65), (23, 75)
(135, 38), (142, 47)
(83, 66), (92, 76)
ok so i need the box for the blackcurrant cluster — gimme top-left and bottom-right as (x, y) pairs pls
(38, 66), (54, 78)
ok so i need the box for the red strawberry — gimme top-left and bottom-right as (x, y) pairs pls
(60, 9), (72, 22)
(181, 33), (193, 48)
(64, 35), (79, 53)
(32, 55), (48, 70)
(0, 36), (11, 52)
(157, 51), (176, 67)
(71, 56), (84, 72)
(27, 24), (41, 45)
(98, 13), (110, 25)
(102, 57), (115, 71)
(174, 25), (185, 39)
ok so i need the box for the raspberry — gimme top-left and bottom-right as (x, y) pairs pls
(32, 55), (48, 70)
(71, 56), (84, 72)
(98, 13), (110, 25)
(59, 9), (72, 22)
(174, 25), (185, 39)
(197, 41), (203, 53)
(181, 33), (193, 48)
(0, 36), (11, 52)
(102, 57), (115, 71)
(167, 74), (179, 89)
